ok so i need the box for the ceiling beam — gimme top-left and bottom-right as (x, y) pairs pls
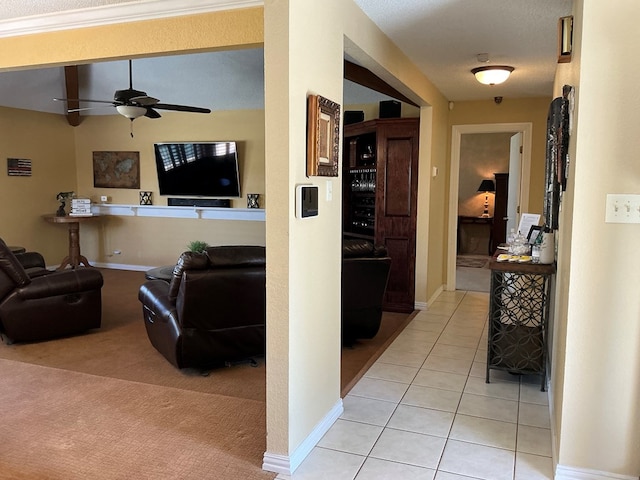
(344, 60), (418, 107)
(64, 65), (80, 127)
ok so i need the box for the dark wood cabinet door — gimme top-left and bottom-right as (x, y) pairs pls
(343, 118), (419, 313)
(375, 121), (419, 313)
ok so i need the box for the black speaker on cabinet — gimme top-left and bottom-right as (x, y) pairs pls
(379, 100), (401, 118)
(344, 110), (365, 125)
(168, 198), (231, 208)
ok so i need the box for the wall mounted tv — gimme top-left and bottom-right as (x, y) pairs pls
(154, 141), (241, 197)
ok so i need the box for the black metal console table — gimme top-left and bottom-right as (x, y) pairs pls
(486, 255), (555, 391)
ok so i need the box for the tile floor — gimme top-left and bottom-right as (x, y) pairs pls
(276, 290), (553, 480)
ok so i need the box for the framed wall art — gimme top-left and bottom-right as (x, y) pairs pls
(558, 16), (573, 63)
(307, 94), (341, 177)
(544, 92), (570, 230)
(7, 158), (31, 176)
(93, 151), (140, 189)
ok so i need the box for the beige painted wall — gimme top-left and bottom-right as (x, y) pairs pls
(4, 1), (640, 477)
(73, 110), (266, 267)
(263, 0), (451, 465)
(341, 0), (450, 309)
(0, 106), (266, 269)
(551, 0), (640, 475)
(0, 106), (76, 263)
(458, 133), (512, 217)
(0, 7), (266, 270)
(457, 133), (512, 255)
(0, 1), (448, 472)
(264, 0), (346, 459)
(448, 98), (550, 216)
(0, 8), (263, 70)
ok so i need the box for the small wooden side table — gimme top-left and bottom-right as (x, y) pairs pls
(457, 215), (493, 255)
(42, 214), (99, 270)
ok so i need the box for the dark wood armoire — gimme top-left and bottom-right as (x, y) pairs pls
(342, 118), (420, 313)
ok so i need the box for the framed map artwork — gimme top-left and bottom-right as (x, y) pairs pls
(93, 151), (140, 189)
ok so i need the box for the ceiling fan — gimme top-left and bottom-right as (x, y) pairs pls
(54, 59), (212, 121)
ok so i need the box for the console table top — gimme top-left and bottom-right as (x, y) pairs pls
(42, 214), (99, 224)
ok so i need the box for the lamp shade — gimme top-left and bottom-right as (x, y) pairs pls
(471, 66), (514, 85)
(477, 179), (496, 193)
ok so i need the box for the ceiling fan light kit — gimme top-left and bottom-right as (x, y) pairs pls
(471, 65), (514, 85)
(116, 105), (147, 119)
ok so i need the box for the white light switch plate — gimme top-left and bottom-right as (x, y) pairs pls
(605, 194), (640, 223)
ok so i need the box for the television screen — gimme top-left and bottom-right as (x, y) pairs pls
(154, 141), (241, 197)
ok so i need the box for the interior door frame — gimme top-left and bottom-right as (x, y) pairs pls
(446, 122), (533, 291)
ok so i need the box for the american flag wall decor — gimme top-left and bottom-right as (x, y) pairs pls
(7, 158), (32, 176)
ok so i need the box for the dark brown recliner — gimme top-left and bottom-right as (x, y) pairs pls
(0, 238), (103, 343)
(342, 239), (392, 345)
(138, 245), (266, 369)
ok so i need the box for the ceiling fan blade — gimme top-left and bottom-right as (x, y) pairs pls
(54, 97), (116, 105)
(129, 95), (159, 107)
(68, 105), (115, 113)
(153, 103), (211, 114)
(145, 108), (161, 119)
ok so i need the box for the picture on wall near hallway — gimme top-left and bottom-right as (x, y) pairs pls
(93, 151), (140, 189)
(307, 94), (341, 177)
(543, 88), (570, 230)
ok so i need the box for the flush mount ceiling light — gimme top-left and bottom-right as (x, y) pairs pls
(471, 65), (515, 85)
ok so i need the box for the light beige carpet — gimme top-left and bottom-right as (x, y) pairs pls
(0, 268), (411, 479)
(0, 268), (410, 399)
(0, 269), (267, 400)
(0, 358), (273, 480)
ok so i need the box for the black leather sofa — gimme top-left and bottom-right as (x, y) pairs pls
(342, 239), (392, 345)
(0, 238), (103, 343)
(138, 245), (266, 369)
(138, 240), (391, 369)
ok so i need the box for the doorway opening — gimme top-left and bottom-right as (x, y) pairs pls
(447, 123), (533, 291)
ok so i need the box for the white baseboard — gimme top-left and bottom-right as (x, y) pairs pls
(91, 261), (155, 272)
(414, 301), (427, 310)
(426, 285), (445, 307)
(262, 398), (344, 475)
(555, 465), (638, 480)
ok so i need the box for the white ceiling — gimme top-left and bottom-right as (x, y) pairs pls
(0, 0), (573, 115)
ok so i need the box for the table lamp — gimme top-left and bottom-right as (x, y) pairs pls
(477, 179), (495, 217)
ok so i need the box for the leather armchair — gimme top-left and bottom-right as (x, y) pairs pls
(0, 238), (103, 343)
(138, 245), (266, 369)
(15, 251), (52, 278)
(342, 239), (391, 345)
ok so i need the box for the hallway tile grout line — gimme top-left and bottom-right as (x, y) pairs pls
(276, 289), (553, 480)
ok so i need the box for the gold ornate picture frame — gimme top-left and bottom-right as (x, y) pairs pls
(558, 16), (573, 63)
(307, 94), (341, 177)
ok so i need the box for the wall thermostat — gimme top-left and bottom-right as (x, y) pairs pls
(296, 185), (318, 218)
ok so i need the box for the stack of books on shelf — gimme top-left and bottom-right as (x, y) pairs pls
(70, 197), (93, 216)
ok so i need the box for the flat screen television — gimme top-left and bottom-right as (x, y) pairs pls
(154, 141), (241, 197)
